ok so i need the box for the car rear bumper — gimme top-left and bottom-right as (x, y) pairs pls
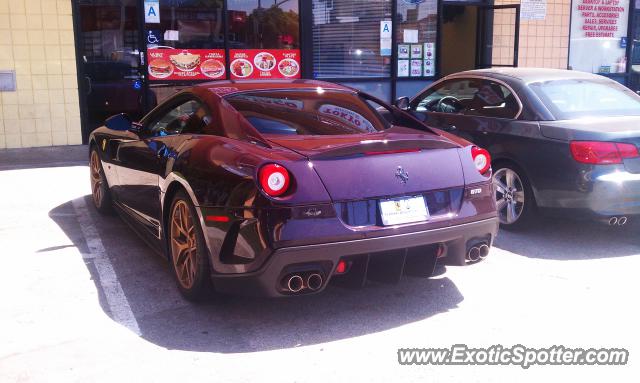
(210, 217), (499, 297)
(537, 169), (640, 218)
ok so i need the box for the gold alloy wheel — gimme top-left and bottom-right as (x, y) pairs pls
(90, 151), (103, 206)
(170, 200), (198, 290)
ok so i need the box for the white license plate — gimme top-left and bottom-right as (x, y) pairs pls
(379, 195), (429, 226)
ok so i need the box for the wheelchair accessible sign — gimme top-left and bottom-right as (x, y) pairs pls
(144, 1), (160, 24)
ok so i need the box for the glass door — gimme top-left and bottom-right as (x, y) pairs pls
(75, 0), (149, 141)
(477, 4), (520, 68)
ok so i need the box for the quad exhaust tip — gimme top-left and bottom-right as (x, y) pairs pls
(479, 244), (490, 259)
(466, 243), (490, 262)
(467, 246), (481, 262)
(286, 275), (304, 293)
(608, 216), (627, 226)
(284, 272), (324, 293)
(307, 273), (323, 291)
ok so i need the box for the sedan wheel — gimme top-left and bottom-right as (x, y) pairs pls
(169, 191), (212, 301)
(493, 167), (529, 226)
(90, 149), (112, 214)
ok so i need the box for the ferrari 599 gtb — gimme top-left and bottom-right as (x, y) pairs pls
(88, 80), (498, 300)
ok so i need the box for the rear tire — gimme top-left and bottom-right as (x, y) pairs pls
(493, 163), (535, 230)
(168, 190), (213, 301)
(89, 147), (113, 215)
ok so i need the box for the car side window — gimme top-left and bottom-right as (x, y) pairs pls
(147, 99), (212, 136)
(464, 80), (520, 119)
(414, 79), (480, 114)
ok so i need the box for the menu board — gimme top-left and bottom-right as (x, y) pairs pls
(147, 48), (226, 81)
(229, 49), (301, 79)
(569, 0), (628, 73)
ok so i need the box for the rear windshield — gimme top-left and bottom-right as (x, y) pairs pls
(529, 79), (640, 120)
(224, 89), (389, 135)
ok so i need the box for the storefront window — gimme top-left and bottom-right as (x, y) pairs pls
(312, 0), (393, 78)
(568, 0), (629, 74)
(146, 0), (225, 82)
(152, 0), (224, 49)
(227, 0), (301, 79)
(396, 0), (438, 78)
(227, 0), (300, 49)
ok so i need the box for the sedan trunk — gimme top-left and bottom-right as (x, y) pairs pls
(539, 116), (640, 173)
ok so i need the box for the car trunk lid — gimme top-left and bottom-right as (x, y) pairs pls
(266, 129), (466, 201)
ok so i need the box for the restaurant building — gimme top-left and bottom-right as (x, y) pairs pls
(0, 0), (636, 148)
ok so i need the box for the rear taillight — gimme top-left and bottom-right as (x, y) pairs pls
(569, 141), (639, 164)
(471, 146), (491, 174)
(258, 163), (291, 197)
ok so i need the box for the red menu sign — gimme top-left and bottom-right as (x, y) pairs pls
(229, 49), (301, 80)
(147, 48), (226, 81)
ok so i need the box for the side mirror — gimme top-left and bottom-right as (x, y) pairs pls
(394, 96), (410, 110)
(105, 113), (132, 131)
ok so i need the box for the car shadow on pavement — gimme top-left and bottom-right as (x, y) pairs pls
(49, 197), (464, 353)
(494, 215), (640, 260)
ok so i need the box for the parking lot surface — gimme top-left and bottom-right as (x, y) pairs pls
(1, 146), (639, 382)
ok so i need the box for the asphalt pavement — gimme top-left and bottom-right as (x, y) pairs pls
(1, 146), (639, 382)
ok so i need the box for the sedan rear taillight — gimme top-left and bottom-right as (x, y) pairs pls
(471, 146), (491, 175)
(569, 141), (639, 164)
(258, 163), (291, 197)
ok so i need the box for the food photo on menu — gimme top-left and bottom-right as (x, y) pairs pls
(170, 50), (201, 72)
(278, 58), (300, 77)
(231, 59), (254, 78)
(200, 59), (225, 79)
(254, 52), (277, 71)
(148, 58), (173, 79)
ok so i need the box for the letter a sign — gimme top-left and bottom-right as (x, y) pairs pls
(144, 1), (160, 24)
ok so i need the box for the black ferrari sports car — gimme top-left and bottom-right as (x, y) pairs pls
(88, 79), (498, 300)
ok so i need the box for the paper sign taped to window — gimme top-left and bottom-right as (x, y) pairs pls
(403, 29), (418, 43)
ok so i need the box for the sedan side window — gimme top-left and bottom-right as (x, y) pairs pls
(464, 80), (520, 119)
(414, 79), (480, 114)
(148, 100), (212, 136)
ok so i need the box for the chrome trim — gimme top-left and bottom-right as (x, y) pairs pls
(412, 74), (524, 120)
(118, 202), (162, 239)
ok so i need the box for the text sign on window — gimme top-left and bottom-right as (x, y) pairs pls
(144, 0), (160, 24)
(569, 0), (629, 73)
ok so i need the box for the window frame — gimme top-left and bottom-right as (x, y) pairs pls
(410, 75), (524, 120)
(141, 93), (213, 136)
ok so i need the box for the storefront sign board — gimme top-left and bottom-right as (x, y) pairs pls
(229, 49), (301, 79)
(147, 49), (226, 81)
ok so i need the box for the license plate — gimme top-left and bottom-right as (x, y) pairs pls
(379, 195), (429, 226)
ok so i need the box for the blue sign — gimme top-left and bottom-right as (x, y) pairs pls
(621, 37), (627, 49)
(146, 30), (162, 45)
(403, 0), (426, 4)
(144, 1), (160, 23)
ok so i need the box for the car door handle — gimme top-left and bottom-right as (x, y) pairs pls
(443, 124), (457, 132)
